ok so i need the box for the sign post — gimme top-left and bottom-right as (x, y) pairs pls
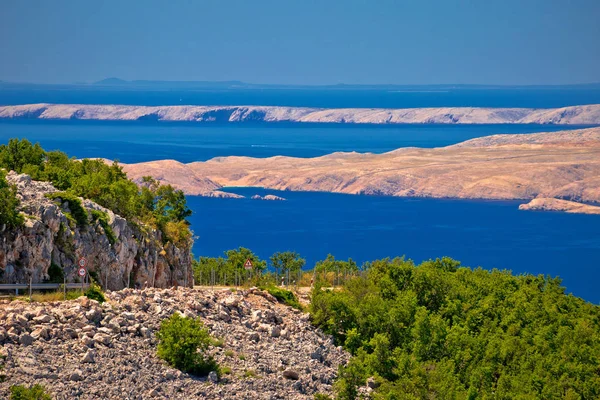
(244, 259), (253, 285)
(78, 257), (87, 294)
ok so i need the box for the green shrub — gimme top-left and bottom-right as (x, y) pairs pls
(1, 139), (192, 246)
(84, 283), (105, 303)
(221, 366), (232, 375)
(0, 169), (24, 228)
(243, 369), (259, 379)
(156, 313), (219, 376)
(91, 209), (116, 244)
(224, 349), (235, 358)
(311, 257), (600, 399)
(314, 394), (333, 400)
(9, 384), (52, 400)
(46, 263), (64, 283)
(46, 192), (88, 227)
(261, 285), (303, 310)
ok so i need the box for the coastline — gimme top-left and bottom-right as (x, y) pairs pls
(116, 127), (600, 215)
(2, 102), (600, 125)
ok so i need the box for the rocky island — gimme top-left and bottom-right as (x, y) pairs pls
(120, 127), (600, 215)
(1, 103), (600, 125)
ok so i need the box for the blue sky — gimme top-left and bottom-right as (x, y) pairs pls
(1, 0), (599, 85)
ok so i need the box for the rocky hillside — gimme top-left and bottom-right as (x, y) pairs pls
(0, 287), (348, 399)
(120, 127), (600, 214)
(1, 103), (600, 125)
(0, 172), (192, 289)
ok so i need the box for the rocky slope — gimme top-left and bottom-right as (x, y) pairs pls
(0, 172), (193, 289)
(1, 103), (600, 125)
(120, 127), (600, 214)
(0, 287), (348, 399)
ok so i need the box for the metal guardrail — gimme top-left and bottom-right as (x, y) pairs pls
(0, 283), (90, 295)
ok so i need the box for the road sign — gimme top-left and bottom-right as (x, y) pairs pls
(78, 267), (87, 277)
(78, 257), (87, 268)
(244, 259), (253, 270)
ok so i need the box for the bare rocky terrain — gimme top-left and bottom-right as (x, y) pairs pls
(518, 198), (600, 214)
(120, 127), (600, 214)
(0, 287), (348, 399)
(1, 103), (600, 125)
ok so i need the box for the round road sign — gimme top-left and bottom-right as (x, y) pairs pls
(78, 257), (87, 268)
(78, 267), (87, 277)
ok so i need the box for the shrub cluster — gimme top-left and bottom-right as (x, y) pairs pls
(310, 257), (600, 399)
(9, 384), (52, 400)
(156, 313), (219, 376)
(0, 138), (192, 246)
(261, 285), (303, 310)
(91, 209), (116, 244)
(0, 169), (24, 228)
(84, 283), (106, 304)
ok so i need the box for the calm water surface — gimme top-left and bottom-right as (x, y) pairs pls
(1, 89), (598, 303)
(188, 189), (600, 303)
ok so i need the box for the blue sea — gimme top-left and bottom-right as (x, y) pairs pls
(1, 87), (599, 302)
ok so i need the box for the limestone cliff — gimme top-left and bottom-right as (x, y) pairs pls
(0, 172), (193, 289)
(1, 103), (600, 125)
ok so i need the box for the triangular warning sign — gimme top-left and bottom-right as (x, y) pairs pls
(244, 259), (253, 269)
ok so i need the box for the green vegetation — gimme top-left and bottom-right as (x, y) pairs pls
(90, 209), (116, 244)
(45, 192), (88, 227)
(261, 285), (303, 310)
(0, 138), (191, 245)
(193, 249), (360, 289)
(313, 394), (333, 400)
(84, 283), (106, 303)
(193, 247), (267, 286)
(243, 369), (260, 379)
(156, 313), (219, 376)
(224, 349), (235, 358)
(0, 169), (24, 228)
(270, 251), (305, 282)
(221, 366), (232, 375)
(310, 256), (600, 399)
(9, 384), (52, 400)
(46, 263), (64, 283)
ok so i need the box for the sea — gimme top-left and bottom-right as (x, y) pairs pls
(1, 86), (599, 302)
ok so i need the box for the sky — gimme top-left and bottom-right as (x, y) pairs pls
(1, 0), (599, 86)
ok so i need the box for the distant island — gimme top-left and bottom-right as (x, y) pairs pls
(117, 127), (600, 214)
(1, 103), (600, 125)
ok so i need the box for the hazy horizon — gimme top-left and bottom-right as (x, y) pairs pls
(2, 0), (599, 86)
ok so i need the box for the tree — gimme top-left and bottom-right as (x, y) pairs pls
(0, 169), (24, 228)
(225, 247), (266, 275)
(0, 138), (45, 173)
(270, 251), (306, 283)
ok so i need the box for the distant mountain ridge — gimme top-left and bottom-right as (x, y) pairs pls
(92, 78), (600, 91)
(2, 103), (600, 125)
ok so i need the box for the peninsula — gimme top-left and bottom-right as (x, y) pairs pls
(1, 103), (600, 125)
(119, 127), (600, 214)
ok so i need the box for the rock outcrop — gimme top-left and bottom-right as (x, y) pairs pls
(0, 172), (193, 289)
(1, 103), (600, 125)
(518, 198), (600, 215)
(251, 195), (286, 201)
(0, 287), (348, 399)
